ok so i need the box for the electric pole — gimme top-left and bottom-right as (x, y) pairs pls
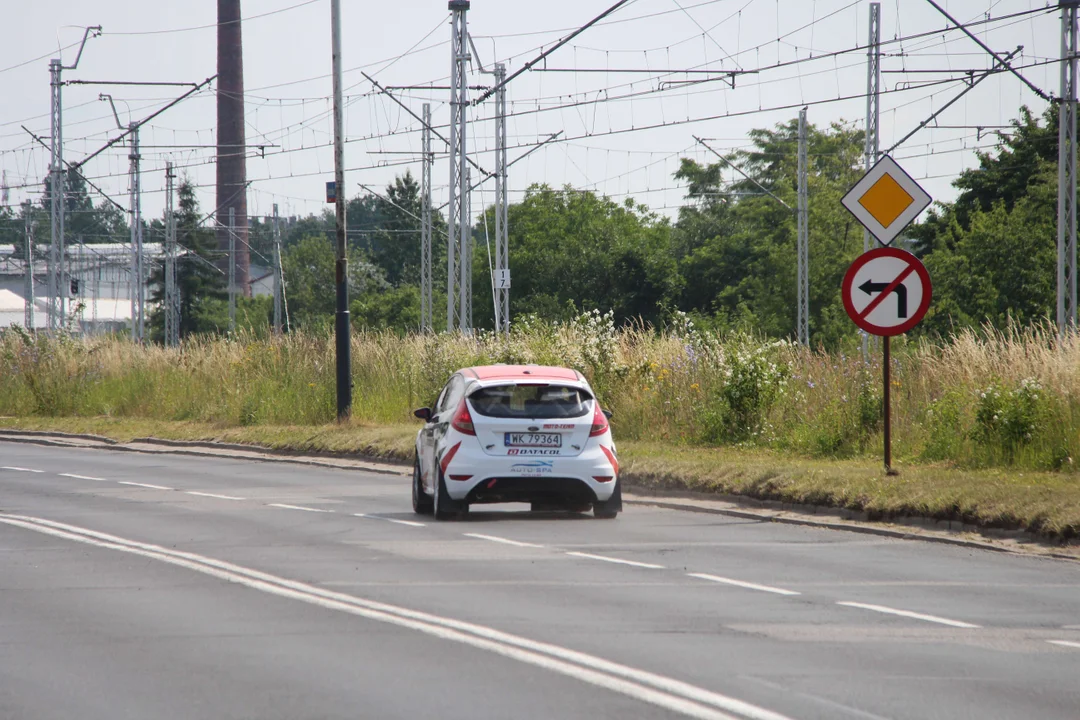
(165, 162), (179, 347)
(23, 201), (35, 331)
(228, 207), (236, 333)
(48, 26), (100, 333)
(862, 2), (881, 359)
(331, 0), (352, 419)
(494, 63), (510, 335)
(1059, 0), (1079, 337)
(48, 59), (62, 332)
(273, 203), (283, 335)
(421, 103), (434, 333)
(797, 107), (809, 347)
(448, 0), (471, 333)
(128, 122), (144, 343)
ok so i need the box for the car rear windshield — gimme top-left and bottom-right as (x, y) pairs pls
(468, 384), (592, 419)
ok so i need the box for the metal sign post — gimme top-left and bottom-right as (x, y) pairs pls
(842, 154), (934, 475)
(842, 248), (932, 474)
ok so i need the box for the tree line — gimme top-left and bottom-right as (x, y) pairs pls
(0, 105), (1064, 344)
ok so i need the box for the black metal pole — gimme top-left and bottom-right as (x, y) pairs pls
(884, 335), (896, 475)
(331, 0), (351, 420)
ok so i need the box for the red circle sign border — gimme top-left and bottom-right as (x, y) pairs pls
(841, 246), (932, 337)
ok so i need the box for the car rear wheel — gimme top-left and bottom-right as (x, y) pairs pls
(412, 455), (433, 515)
(434, 467), (468, 521)
(593, 479), (622, 519)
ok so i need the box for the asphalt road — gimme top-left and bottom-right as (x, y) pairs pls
(0, 440), (1077, 720)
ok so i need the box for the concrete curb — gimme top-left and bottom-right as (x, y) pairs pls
(620, 495), (1079, 563)
(2, 429), (1076, 561)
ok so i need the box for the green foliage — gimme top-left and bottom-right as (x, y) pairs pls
(921, 390), (967, 461)
(280, 234), (387, 329)
(482, 185), (679, 328)
(698, 336), (790, 443)
(974, 378), (1046, 452)
(147, 179), (228, 341)
(914, 107), (1058, 335)
(673, 119), (865, 344)
(351, 285), (421, 333)
(4, 324), (1080, 474)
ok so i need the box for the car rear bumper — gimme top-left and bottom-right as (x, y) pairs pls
(441, 443), (618, 504)
(463, 476), (601, 505)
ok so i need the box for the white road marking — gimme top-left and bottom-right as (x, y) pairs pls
(186, 491), (245, 501)
(0, 512), (794, 720)
(565, 551), (665, 569)
(836, 601), (980, 629)
(353, 513), (425, 527)
(464, 533), (544, 548)
(1, 466), (44, 473)
(688, 573), (801, 597)
(117, 481), (173, 491)
(1048, 640), (1080, 649)
(268, 503), (333, 513)
(59, 473), (108, 481)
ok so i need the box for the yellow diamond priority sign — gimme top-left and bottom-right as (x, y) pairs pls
(842, 155), (931, 246)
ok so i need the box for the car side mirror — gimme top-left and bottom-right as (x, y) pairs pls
(602, 410), (613, 420)
(413, 407), (432, 421)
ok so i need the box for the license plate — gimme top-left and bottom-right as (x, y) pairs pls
(504, 433), (562, 448)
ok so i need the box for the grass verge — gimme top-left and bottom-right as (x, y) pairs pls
(2, 416), (1078, 543)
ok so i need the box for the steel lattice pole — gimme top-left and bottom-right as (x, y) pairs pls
(228, 206), (236, 333)
(165, 162), (178, 346)
(1059, 0), (1079, 337)
(273, 203), (283, 336)
(128, 124), (142, 342)
(49, 60), (62, 331)
(448, 0), (470, 332)
(862, 2), (881, 360)
(494, 63), (510, 335)
(421, 103), (433, 333)
(23, 202), (35, 330)
(797, 107), (809, 347)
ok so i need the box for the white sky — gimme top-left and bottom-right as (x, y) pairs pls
(0, 1), (1062, 229)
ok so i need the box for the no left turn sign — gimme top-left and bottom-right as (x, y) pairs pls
(842, 247), (932, 336)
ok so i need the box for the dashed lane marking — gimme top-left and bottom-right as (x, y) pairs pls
(1048, 640), (1080, 650)
(1, 466), (44, 473)
(268, 503), (334, 513)
(353, 513), (425, 527)
(687, 573), (801, 597)
(565, 551), (665, 570)
(186, 491), (245, 501)
(117, 481), (174, 491)
(836, 601), (980, 629)
(59, 473), (108, 481)
(464, 533), (544, 548)
(0, 513), (796, 720)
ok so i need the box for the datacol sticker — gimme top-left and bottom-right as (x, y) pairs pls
(507, 448), (560, 456)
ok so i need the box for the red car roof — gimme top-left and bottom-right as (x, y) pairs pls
(462, 365), (582, 382)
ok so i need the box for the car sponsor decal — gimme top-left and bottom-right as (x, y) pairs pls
(542, 423), (574, 430)
(507, 448), (560, 456)
(440, 442), (462, 474)
(511, 460), (554, 475)
(600, 445), (619, 476)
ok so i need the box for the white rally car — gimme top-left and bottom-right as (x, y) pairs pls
(412, 365), (621, 520)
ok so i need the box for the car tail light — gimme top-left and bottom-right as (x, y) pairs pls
(451, 398), (476, 435)
(449, 474), (473, 482)
(589, 401), (609, 437)
(593, 476), (614, 483)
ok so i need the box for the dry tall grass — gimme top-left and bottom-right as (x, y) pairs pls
(3, 318), (1079, 470)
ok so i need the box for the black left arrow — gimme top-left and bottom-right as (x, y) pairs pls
(860, 279), (908, 317)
